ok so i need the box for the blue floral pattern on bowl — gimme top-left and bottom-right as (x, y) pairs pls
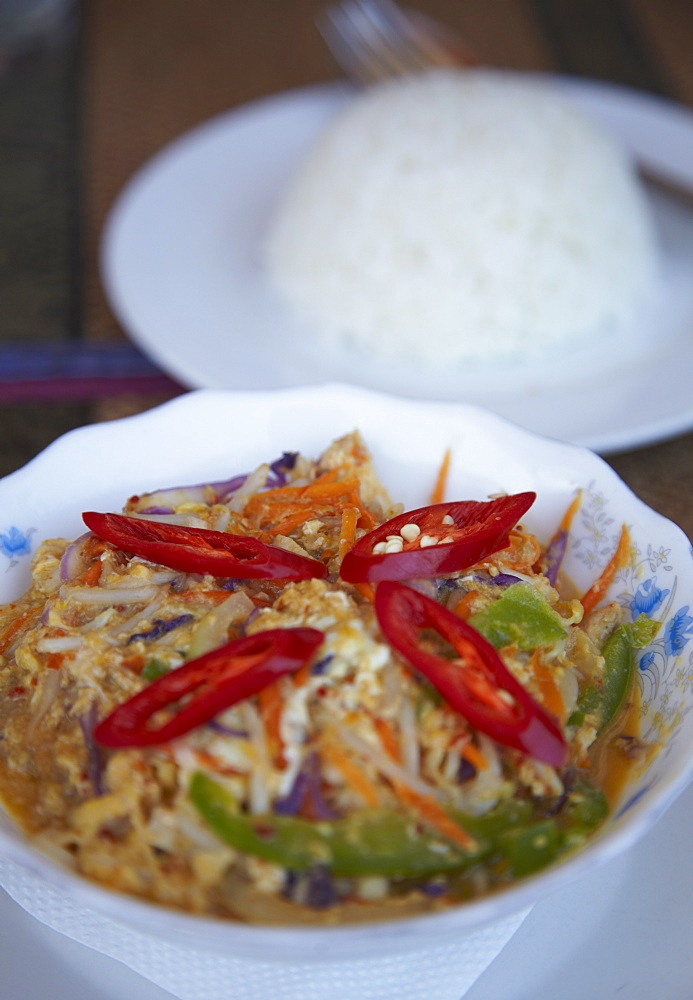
(0, 526), (34, 569)
(569, 483), (693, 798)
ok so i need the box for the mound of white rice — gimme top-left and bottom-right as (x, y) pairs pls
(265, 69), (658, 367)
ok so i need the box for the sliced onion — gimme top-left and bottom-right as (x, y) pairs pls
(186, 591), (255, 659)
(108, 590), (168, 636)
(206, 719), (250, 738)
(62, 585), (161, 605)
(275, 753), (338, 820)
(226, 465), (271, 513)
(268, 452), (298, 486)
(59, 533), (92, 583)
(130, 512), (208, 529)
(129, 476), (249, 513)
(239, 702), (272, 815)
(333, 722), (442, 801)
(127, 452), (296, 516)
(26, 669), (61, 744)
(36, 635), (83, 653)
(397, 691), (420, 778)
(472, 572), (522, 587)
(126, 613), (195, 645)
(543, 531), (567, 587)
(76, 702), (105, 796)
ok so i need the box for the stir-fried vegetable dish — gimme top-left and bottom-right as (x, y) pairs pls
(0, 434), (656, 924)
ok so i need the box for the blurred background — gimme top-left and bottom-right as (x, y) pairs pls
(1, 0), (692, 536)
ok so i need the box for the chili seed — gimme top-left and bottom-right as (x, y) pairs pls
(400, 523), (420, 542)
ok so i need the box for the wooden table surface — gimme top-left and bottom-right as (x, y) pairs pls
(1, 0), (692, 540)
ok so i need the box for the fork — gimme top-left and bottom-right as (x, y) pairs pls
(317, 0), (477, 86)
(317, 0), (693, 207)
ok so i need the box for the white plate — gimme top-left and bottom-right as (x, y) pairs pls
(101, 76), (693, 455)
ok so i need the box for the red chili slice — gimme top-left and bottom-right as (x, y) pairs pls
(82, 511), (327, 581)
(340, 493), (535, 583)
(95, 627), (324, 747)
(374, 581), (566, 767)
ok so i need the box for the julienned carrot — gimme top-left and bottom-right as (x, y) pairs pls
(302, 476), (360, 500)
(0, 605), (42, 656)
(269, 498), (376, 538)
(529, 649), (565, 721)
(45, 652), (65, 671)
(320, 740), (381, 807)
(354, 582), (375, 603)
(350, 499), (378, 530)
(269, 507), (321, 536)
(194, 748), (244, 778)
(78, 561), (102, 587)
(429, 448), (452, 505)
(293, 660), (314, 689)
(553, 490), (583, 540)
(259, 681), (286, 766)
(247, 469), (341, 505)
(451, 590), (480, 621)
(395, 782), (477, 852)
(372, 716), (402, 763)
(490, 528), (542, 573)
(339, 506), (360, 561)
(459, 740), (488, 772)
(581, 525), (631, 616)
(374, 715), (478, 852)
(243, 471), (347, 518)
(179, 589), (244, 605)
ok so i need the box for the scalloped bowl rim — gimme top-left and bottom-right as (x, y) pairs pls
(0, 385), (691, 960)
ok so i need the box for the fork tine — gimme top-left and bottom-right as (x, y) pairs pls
(349, 0), (438, 74)
(318, 0), (473, 88)
(317, 4), (388, 84)
(319, 0), (435, 84)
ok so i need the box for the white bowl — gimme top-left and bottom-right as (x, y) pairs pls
(1, 385), (692, 969)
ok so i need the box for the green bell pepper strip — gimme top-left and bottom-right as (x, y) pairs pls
(190, 773), (608, 884)
(141, 658), (171, 681)
(469, 583), (568, 651)
(557, 779), (608, 849)
(189, 772), (481, 877)
(569, 614), (659, 731)
(497, 819), (562, 877)
(457, 781), (606, 878)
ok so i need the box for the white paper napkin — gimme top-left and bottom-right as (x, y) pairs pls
(0, 855), (530, 1000)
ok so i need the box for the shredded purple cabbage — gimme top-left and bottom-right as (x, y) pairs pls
(268, 452), (298, 486)
(274, 770), (309, 816)
(457, 757), (476, 783)
(421, 879), (448, 897)
(284, 865), (337, 909)
(132, 451), (299, 512)
(59, 532), (91, 583)
(473, 572), (521, 588)
(303, 864), (338, 908)
(76, 703), (106, 796)
(206, 719), (250, 738)
(543, 530), (568, 587)
(127, 614), (194, 645)
(274, 753), (338, 820)
(489, 573), (522, 587)
(311, 654), (334, 676)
